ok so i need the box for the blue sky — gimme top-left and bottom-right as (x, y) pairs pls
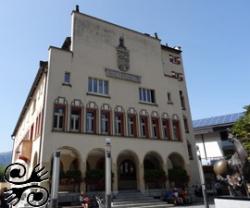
(1, 0), (250, 152)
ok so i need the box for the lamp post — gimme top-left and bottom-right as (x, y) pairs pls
(105, 138), (112, 208)
(50, 151), (60, 208)
(196, 146), (209, 208)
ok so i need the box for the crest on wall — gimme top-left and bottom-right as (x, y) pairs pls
(116, 37), (130, 72)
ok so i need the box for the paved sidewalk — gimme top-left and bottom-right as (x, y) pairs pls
(175, 204), (215, 208)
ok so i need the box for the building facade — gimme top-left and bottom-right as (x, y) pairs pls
(12, 8), (200, 193)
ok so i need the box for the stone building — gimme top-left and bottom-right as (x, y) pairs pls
(12, 8), (200, 194)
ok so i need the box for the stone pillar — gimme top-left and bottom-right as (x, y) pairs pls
(112, 162), (118, 194)
(79, 159), (86, 193)
(163, 162), (170, 189)
(139, 163), (145, 193)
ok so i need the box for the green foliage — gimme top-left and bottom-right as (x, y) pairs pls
(168, 167), (189, 186)
(85, 169), (105, 181)
(144, 169), (167, 182)
(65, 169), (82, 182)
(232, 105), (250, 156)
(0, 165), (5, 182)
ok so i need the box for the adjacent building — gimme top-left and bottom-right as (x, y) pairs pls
(12, 7), (200, 194)
(193, 112), (244, 191)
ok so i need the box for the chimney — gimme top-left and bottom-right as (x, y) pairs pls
(75, 5), (80, 12)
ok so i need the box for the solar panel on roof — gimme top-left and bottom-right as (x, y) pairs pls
(192, 112), (244, 128)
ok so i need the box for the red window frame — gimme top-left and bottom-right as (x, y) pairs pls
(162, 118), (171, 140)
(86, 108), (97, 134)
(114, 112), (125, 136)
(140, 115), (149, 138)
(53, 104), (67, 131)
(128, 113), (137, 137)
(173, 119), (182, 141)
(100, 110), (112, 135)
(151, 117), (160, 139)
(70, 106), (82, 132)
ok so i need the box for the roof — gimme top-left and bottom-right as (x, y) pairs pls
(12, 61), (48, 137)
(193, 112), (244, 129)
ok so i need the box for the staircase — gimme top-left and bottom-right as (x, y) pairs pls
(112, 191), (173, 208)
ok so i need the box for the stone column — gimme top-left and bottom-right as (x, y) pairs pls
(79, 159), (86, 193)
(139, 163), (145, 193)
(112, 162), (118, 194)
(163, 162), (170, 189)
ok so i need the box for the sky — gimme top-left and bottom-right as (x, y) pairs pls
(0, 0), (250, 152)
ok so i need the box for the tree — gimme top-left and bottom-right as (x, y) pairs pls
(0, 165), (5, 182)
(232, 105), (250, 157)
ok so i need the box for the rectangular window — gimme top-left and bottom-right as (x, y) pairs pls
(128, 114), (137, 137)
(183, 117), (189, 133)
(162, 119), (171, 140)
(179, 91), (186, 110)
(53, 105), (65, 131)
(86, 110), (96, 133)
(101, 111), (111, 135)
(167, 92), (173, 104)
(88, 77), (109, 95)
(114, 112), (124, 136)
(152, 118), (160, 139)
(70, 107), (81, 132)
(140, 116), (149, 138)
(139, 88), (156, 104)
(64, 72), (71, 84)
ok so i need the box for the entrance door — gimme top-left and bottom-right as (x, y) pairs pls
(118, 159), (137, 190)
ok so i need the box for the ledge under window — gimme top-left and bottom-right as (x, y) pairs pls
(167, 101), (174, 105)
(86, 92), (111, 99)
(62, 82), (72, 87)
(139, 101), (158, 107)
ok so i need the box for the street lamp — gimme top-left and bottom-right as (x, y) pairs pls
(105, 138), (112, 208)
(196, 146), (209, 208)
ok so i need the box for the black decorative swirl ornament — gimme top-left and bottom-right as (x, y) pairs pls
(4, 163), (49, 207)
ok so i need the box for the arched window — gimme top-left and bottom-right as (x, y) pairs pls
(86, 101), (98, 134)
(139, 110), (149, 138)
(127, 108), (137, 137)
(100, 104), (112, 135)
(161, 113), (171, 140)
(151, 111), (160, 139)
(70, 99), (83, 132)
(53, 97), (67, 131)
(114, 106), (125, 136)
(172, 114), (182, 141)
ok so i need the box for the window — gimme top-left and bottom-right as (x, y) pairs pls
(140, 116), (149, 138)
(70, 107), (81, 132)
(128, 114), (137, 137)
(167, 92), (173, 104)
(183, 116), (189, 133)
(139, 88), (156, 104)
(162, 118), (171, 140)
(172, 116), (181, 141)
(179, 91), (186, 110)
(187, 141), (193, 160)
(64, 72), (71, 84)
(169, 54), (181, 65)
(101, 111), (111, 135)
(86, 110), (96, 133)
(114, 112), (124, 136)
(220, 131), (228, 141)
(151, 118), (160, 139)
(53, 105), (66, 131)
(88, 78), (109, 95)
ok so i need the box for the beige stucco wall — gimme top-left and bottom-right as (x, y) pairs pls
(11, 11), (200, 192)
